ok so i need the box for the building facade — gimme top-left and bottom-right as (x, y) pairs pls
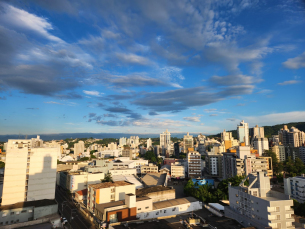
(160, 129), (171, 149)
(237, 120), (249, 146)
(284, 175), (305, 203)
(225, 172), (295, 229)
(2, 136), (58, 206)
(171, 162), (185, 179)
(187, 151), (201, 178)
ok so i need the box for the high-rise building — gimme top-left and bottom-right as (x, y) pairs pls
(272, 145), (286, 162)
(119, 137), (127, 146)
(183, 132), (194, 153)
(253, 137), (269, 156)
(187, 151), (201, 178)
(237, 120), (249, 146)
(160, 129), (171, 148)
(284, 175), (305, 203)
(221, 130), (239, 150)
(147, 138), (152, 149)
(226, 172), (295, 229)
(205, 153), (223, 178)
(74, 141), (84, 158)
(2, 136), (58, 205)
(250, 125), (264, 145)
(222, 153), (244, 179)
(278, 125), (305, 147)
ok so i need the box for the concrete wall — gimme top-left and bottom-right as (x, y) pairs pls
(68, 172), (104, 193)
(33, 204), (58, 219)
(2, 145), (28, 205)
(0, 206), (34, 226)
(144, 189), (175, 203)
(136, 200), (201, 220)
(136, 199), (153, 213)
(27, 147), (58, 201)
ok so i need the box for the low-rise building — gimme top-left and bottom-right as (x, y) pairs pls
(0, 199), (58, 227)
(284, 175), (305, 203)
(109, 168), (137, 176)
(141, 163), (158, 174)
(87, 181), (135, 212)
(171, 162), (185, 179)
(75, 189), (87, 205)
(225, 171), (295, 229)
(58, 170), (105, 193)
(142, 173), (167, 187)
(136, 186), (175, 203)
(113, 160), (148, 174)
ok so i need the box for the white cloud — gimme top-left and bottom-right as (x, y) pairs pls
(278, 80), (301, 86)
(83, 90), (104, 97)
(242, 111), (305, 126)
(44, 101), (62, 104)
(0, 3), (63, 43)
(183, 117), (201, 122)
(283, 52), (305, 69)
(116, 53), (152, 65)
(204, 108), (217, 113)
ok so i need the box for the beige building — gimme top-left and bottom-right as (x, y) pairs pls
(187, 151), (201, 178)
(226, 172), (295, 229)
(74, 141), (84, 158)
(87, 181), (135, 212)
(272, 145), (286, 162)
(109, 168), (137, 176)
(2, 136), (58, 206)
(244, 156), (272, 178)
(171, 162), (185, 179)
(141, 163), (158, 174)
(183, 132), (194, 153)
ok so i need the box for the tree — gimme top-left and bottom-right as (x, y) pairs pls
(0, 161), (5, 168)
(91, 155), (96, 159)
(90, 150), (97, 155)
(101, 172), (113, 183)
(57, 159), (64, 164)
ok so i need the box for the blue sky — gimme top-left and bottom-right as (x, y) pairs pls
(0, 0), (305, 135)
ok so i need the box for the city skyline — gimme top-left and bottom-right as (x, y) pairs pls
(0, 1), (305, 135)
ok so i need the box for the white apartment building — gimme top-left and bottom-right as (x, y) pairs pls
(74, 141), (84, 158)
(284, 175), (305, 203)
(244, 156), (272, 178)
(253, 137), (269, 156)
(64, 171), (105, 193)
(279, 125), (305, 147)
(171, 162), (185, 178)
(112, 159), (148, 174)
(160, 129), (171, 148)
(119, 137), (127, 146)
(237, 120), (249, 146)
(272, 145), (286, 162)
(147, 138), (152, 149)
(109, 168), (137, 176)
(127, 136), (140, 148)
(187, 151), (201, 178)
(226, 172), (295, 229)
(108, 142), (118, 150)
(183, 132), (194, 153)
(237, 145), (251, 159)
(2, 136), (58, 205)
(87, 181), (135, 212)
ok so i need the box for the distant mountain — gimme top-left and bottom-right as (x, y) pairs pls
(208, 122), (305, 139)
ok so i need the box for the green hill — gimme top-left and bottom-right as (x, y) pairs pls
(209, 122), (305, 139)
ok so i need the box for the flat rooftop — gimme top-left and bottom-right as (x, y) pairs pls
(153, 197), (198, 210)
(136, 186), (172, 197)
(0, 199), (57, 211)
(142, 173), (166, 186)
(88, 181), (133, 189)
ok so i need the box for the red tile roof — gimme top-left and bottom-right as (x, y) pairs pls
(76, 189), (87, 196)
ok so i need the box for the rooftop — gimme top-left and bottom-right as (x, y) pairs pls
(0, 199), (57, 211)
(75, 189), (87, 196)
(142, 173), (166, 187)
(136, 186), (172, 197)
(95, 200), (125, 214)
(153, 197), (198, 210)
(88, 181), (133, 189)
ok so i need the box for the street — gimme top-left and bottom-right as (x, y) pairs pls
(55, 187), (96, 229)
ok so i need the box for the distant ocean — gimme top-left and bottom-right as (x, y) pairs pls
(0, 132), (209, 142)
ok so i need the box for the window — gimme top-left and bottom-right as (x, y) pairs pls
(28, 210), (32, 213)
(164, 210), (167, 213)
(0, 222), (2, 225)
(156, 212), (159, 215)
(138, 208), (141, 210)
(2, 213), (7, 217)
(10, 212), (14, 215)
(145, 207), (149, 209)
(236, 194), (239, 197)
(21, 210), (27, 213)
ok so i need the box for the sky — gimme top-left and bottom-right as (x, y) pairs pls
(0, 0), (305, 135)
